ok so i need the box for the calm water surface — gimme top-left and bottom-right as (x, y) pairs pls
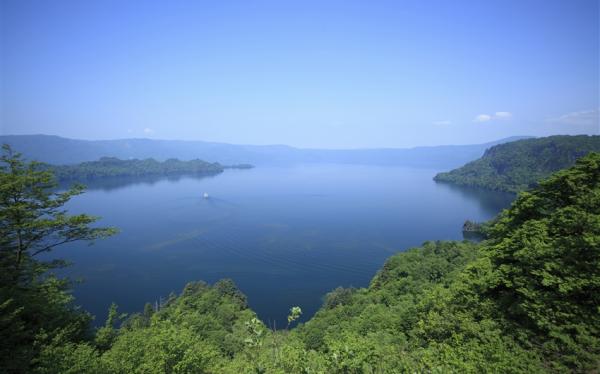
(51, 164), (514, 326)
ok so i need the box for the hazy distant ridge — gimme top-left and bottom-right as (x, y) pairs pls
(0, 134), (531, 168)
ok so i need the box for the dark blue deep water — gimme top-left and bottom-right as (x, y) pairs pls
(50, 164), (514, 327)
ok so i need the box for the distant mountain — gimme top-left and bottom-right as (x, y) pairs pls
(0, 134), (531, 169)
(434, 135), (600, 193)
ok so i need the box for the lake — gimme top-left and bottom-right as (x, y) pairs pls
(51, 164), (515, 327)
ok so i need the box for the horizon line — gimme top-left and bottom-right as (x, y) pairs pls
(0, 133), (544, 151)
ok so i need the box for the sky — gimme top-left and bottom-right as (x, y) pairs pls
(1, 0), (599, 148)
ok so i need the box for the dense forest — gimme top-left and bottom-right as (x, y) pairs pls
(1, 144), (598, 373)
(43, 157), (252, 182)
(434, 135), (600, 193)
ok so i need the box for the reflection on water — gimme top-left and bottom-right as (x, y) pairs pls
(462, 231), (488, 242)
(58, 172), (221, 192)
(47, 165), (516, 327)
(434, 180), (515, 214)
(434, 181), (516, 241)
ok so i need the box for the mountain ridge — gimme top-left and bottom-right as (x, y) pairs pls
(0, 134), (532, 168)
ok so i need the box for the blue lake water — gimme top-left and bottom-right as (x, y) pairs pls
(51, 164), (514, 327)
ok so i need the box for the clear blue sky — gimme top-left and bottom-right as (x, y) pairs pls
(1, 0), (598, 148)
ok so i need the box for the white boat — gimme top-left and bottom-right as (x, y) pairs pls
(203, 192), (209, 199)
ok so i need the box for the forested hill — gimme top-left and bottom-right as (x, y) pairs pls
(5, 150), (598, 372)
(434, 135), (600, 193)
(45, 157), (252, 181)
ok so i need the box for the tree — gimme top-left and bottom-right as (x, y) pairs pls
(95, 303), (126, 351)
(483, 152), (600, 370)
(0, 144), (117, 285)
(0, 144), (117, 372)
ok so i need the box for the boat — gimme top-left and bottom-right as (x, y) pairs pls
(203, 192), (209, 199)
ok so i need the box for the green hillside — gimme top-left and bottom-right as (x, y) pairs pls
(41, 157), (252, 183)
(46, 157), (225, 181)
(2, 147), (599, 373)
(434, 135), (600, 193)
